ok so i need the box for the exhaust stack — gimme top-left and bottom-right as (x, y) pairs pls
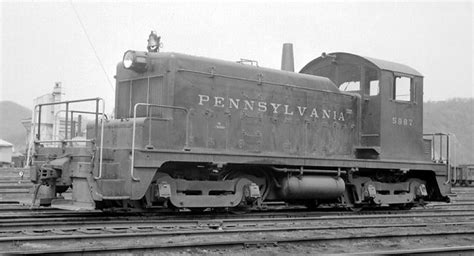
(281, 43), (294, 72)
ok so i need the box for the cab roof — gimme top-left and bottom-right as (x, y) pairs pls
(300, 52), (423, 77)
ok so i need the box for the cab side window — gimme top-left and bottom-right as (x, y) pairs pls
(393, 76), (412, 102)
(337, 64), (361, 93)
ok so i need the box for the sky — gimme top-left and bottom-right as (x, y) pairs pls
(1, 1), (473, 113)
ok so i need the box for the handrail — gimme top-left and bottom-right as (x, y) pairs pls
(130, 103), (189, 181)
(32, 97), (105, 141)
(53, 110), (66, 141)
(94, 102), (106, 180)
(176, 68), (347, 97)
(445, 134), (450, 185)
(450, 135), (458, 185)
(53, 110), (107, 141)
(423, 133), (453, 184)
(26, 98), (106, 180)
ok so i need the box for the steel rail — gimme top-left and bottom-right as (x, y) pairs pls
(347, 246), (474, 255)
(2, 219), (474, 241)
(0, 206), (63, 212)
(0, 210), (474, 230)
(2, 217), (474, 234)
(0, 211), (102, 220)
(0, 201), (20, 205)
(3, 211), (474, 233)
(4, 226), (474, 254)
(2, 207), (474, 223)
(450, 190), (474, 193)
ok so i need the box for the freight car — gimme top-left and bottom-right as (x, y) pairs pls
(29, 33), (451, 211)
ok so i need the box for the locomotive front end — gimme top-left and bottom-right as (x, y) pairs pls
(29, 98), (106, 209)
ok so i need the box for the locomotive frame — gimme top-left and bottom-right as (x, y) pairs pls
(29, 38), (451, 211)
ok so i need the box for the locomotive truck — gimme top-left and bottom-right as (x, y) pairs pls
(30, 33), (451, 211)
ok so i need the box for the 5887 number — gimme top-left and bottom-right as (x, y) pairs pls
(392, 117), (413, 126)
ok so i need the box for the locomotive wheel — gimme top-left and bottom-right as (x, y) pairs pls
(223, 169), (271, 201)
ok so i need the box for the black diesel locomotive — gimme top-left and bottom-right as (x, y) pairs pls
(31, 33), (451, 211)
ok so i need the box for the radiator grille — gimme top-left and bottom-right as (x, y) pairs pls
(116, 75), (164, 118)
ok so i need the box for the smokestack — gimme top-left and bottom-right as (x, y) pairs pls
(281, 43), (294, 72)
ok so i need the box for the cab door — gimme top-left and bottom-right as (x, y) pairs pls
(334, 64), (382, 159)
(360, 67), (381, 148)
(379, 72), (425, 160)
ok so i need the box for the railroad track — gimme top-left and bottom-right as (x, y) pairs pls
(449, 187), (474, 204)
(3, 208), (474, 254)
(4, 219), (474, 254)
(0, 168), (33, 204)
(347, 246), (474, 255)
(3, 209), (474, 229)
(5, 231), (474, 255)
(1, 203), (474, 222)
(0, 198), (473, 217)
(0, 182), (473, 254)
(0, 180), (31, 194)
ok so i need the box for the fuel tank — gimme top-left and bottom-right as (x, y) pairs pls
(279, 175), (345, 199)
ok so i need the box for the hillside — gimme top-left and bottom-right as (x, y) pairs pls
(0, 101), (31, 152)
(424, 98), (474, 165)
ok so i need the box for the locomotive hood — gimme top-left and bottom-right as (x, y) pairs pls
(117, 51), (341, 94)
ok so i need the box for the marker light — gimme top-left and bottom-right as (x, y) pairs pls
(122, 50), (148, 73)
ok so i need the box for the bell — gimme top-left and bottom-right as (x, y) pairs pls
(147, 31), (161, 52)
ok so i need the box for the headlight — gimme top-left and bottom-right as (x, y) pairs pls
(122, 50), (148, 73)
(123, 51), (134, 68)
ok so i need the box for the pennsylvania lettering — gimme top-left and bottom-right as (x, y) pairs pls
(198, 94), (347, 121)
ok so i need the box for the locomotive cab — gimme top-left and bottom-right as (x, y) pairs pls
(301, 53), (426, 161)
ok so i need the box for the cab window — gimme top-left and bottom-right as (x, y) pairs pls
(393, 76), (412, 101)
(337, 64), (361, 92)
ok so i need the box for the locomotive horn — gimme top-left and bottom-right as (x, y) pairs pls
(281, 43), (294, 72)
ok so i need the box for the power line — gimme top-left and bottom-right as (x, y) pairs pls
(69, 0), (115, 92)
